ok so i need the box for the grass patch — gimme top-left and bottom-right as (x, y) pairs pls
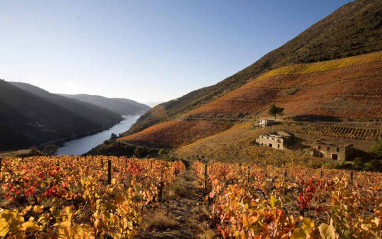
(144, 210), (178, 231)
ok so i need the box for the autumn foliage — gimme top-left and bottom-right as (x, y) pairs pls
(119, 120), (232, 148)
(0, 156), (185, 238)
(194, 161), (382, 238)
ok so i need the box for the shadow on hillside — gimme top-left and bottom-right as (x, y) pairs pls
(291, 115), (342, 122)
(351, 148), (376, 161)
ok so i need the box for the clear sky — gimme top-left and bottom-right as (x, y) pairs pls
(0, 0), (352, 103)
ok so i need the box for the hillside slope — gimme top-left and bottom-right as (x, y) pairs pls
(119, 52), (382, 148)
(186, 51), (382, 121)
(126, 0), (382, 135)
(60, 94), (150, 116)
(1, 81), (122, 151)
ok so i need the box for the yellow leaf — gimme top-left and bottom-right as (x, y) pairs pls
(0, 218), (10, 237)
(291, 228), (306, 239)
(270, 195), (282, 208)
(21, 220), (39, 232)
(302, 218), (314, 234)
(319, 223), (337, 239)
(33, 205), (44, 213)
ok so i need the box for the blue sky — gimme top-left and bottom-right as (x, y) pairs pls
(0, 0), (352, 103)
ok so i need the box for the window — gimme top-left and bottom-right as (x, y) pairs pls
(318, 146), (321, 150)
(269, 144), (272, 147)
(337, 147), (339, 152)
(278, 144), (280, 148)
(327, 147), (330, 151)
(332, 154), (338, 160)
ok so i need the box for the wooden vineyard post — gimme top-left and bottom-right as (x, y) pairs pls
(158, 166), (164, 200)
(247, 166), (251, 183)
(108, 160), (112, 185)
(320, 170), (323, 177)
(0, 158), (2, 173)
(101, 158), (104, 168)
(350, 171), (353, 185)
(204, 163), (208, 194)
(284, 170), (287, 195)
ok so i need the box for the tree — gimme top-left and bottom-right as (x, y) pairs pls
(268, 103), (284, 120)
(109, 133), (118, 141)
(43, 145), (58, 156)
(371, 140), (382, 158)
(134, 147), (147, 158)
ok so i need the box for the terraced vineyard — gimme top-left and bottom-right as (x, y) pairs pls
(121, 52), (382, 151)
(283, 122), (382, 141)
(194, 161), (382, 238)
(0, 156), (185, 238)
(119, 120), (233, 148)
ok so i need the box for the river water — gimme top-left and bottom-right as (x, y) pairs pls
(57, 115), (139, 155)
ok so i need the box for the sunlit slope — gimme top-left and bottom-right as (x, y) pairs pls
(119, 52), (382, 149)
(187, 51), (382, 120)
(175, 120), (380, 163)
(118, 120), (232, 148)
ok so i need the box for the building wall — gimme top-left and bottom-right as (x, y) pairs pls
(311, 144), (353, 161)
(256, 135), (285, 149)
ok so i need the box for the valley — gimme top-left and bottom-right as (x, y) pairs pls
(1, 0), (382, 238)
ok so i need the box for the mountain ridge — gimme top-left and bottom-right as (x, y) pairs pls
(1, 81), (122, 151)
(59, 94), (150, 116)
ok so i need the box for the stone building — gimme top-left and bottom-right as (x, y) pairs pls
(256, 119), (275, 127)
(311, 139), (354, 161)
(256, 132), (291, 150)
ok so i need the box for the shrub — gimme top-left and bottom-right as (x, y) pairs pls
(30, 147), (40, 156)
(158, 148), (168, 156)
(371, 140), (382, 158)
(109, 133), (118, 141)
(353, 157), (365, 167)
(363, 159), (382, 172)
(43, 145), (58, 156)
(134, 147), (147, 158)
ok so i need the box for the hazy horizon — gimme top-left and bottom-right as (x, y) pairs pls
(1, 0), (351, 103)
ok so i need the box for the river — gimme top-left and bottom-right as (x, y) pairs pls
(57, 115), (140, 155)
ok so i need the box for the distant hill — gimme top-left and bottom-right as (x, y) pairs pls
(125, 0), (382, 136)
(143, 102), (163, 107)
(1, 81), (122, 151)
(118, 0), (382, 152)
(59, 94), (150, 116)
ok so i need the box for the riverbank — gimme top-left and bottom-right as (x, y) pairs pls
(57, 115), (140, 155)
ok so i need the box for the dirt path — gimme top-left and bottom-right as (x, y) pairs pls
(138, 167), (213, 239)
